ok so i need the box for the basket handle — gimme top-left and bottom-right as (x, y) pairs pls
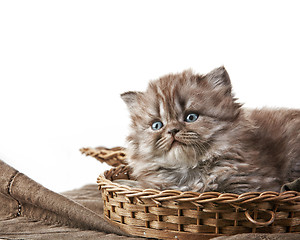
(80, 147), (127, 167)
(245, 209), (275, 226)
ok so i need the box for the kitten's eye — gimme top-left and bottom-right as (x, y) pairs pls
(185, 113), (199, 122)
(151, 121), (163, 131)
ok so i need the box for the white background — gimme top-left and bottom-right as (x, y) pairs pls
(0, 1), (299, 192)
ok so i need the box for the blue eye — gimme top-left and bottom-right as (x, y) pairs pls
(151, 121), (163, 130)
(185, 113), (199, 122)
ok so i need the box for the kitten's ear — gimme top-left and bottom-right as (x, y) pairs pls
(121, 91), (142, 110)
(205, 66), (232, 93)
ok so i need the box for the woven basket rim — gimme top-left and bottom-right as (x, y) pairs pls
(89, 147), (300, 238)
(97, 173), (300, 206)
(81, 146), (300, 205)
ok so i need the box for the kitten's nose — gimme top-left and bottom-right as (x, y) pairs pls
(168, 128), (180, 136)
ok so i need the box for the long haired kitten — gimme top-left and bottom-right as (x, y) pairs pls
(121, 67), (300, 194)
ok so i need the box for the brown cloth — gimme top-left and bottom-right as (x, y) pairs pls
(0, 159), (137, 239)
(0, 159), (299, 240)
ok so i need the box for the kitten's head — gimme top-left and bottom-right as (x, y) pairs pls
(121, 67), (241, 168)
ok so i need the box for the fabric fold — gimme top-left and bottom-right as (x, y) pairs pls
(0, 159), (126, 236)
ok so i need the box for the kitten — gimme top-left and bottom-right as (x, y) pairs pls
(121, 67), (300, 194)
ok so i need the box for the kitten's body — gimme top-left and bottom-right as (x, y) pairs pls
(121, 67), (300, 194)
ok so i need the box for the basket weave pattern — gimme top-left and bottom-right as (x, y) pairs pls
(80, 146), (127, 167)
(82, 147), (300, 239)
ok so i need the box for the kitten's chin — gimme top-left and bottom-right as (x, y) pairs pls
(169, 140), (181, 150)
(162, 144), (201, 169)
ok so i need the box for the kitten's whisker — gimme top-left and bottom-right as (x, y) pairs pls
(156, 140), (165, 149)
(156, 136), (168, 146)
(196, 144), (205, 156)
(155, 137), (164, 147)
(193, 142), (209, 157)
(156, 137), (171, 150)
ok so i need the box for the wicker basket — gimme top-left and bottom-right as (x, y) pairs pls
(81, 147), (300, 240)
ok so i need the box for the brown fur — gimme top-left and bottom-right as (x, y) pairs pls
(121, 67), (300, 194)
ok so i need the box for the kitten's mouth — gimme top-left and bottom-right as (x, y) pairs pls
(169, 140), (183, 149)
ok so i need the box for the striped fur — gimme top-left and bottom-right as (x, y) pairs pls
(121, 67), (300, 194)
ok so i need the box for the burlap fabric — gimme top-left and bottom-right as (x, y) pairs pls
(0, 159), (299, 240)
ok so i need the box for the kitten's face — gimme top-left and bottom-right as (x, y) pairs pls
(122, 67), (241, 168)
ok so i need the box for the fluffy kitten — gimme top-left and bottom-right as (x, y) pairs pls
(121, 67), (300, 194)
